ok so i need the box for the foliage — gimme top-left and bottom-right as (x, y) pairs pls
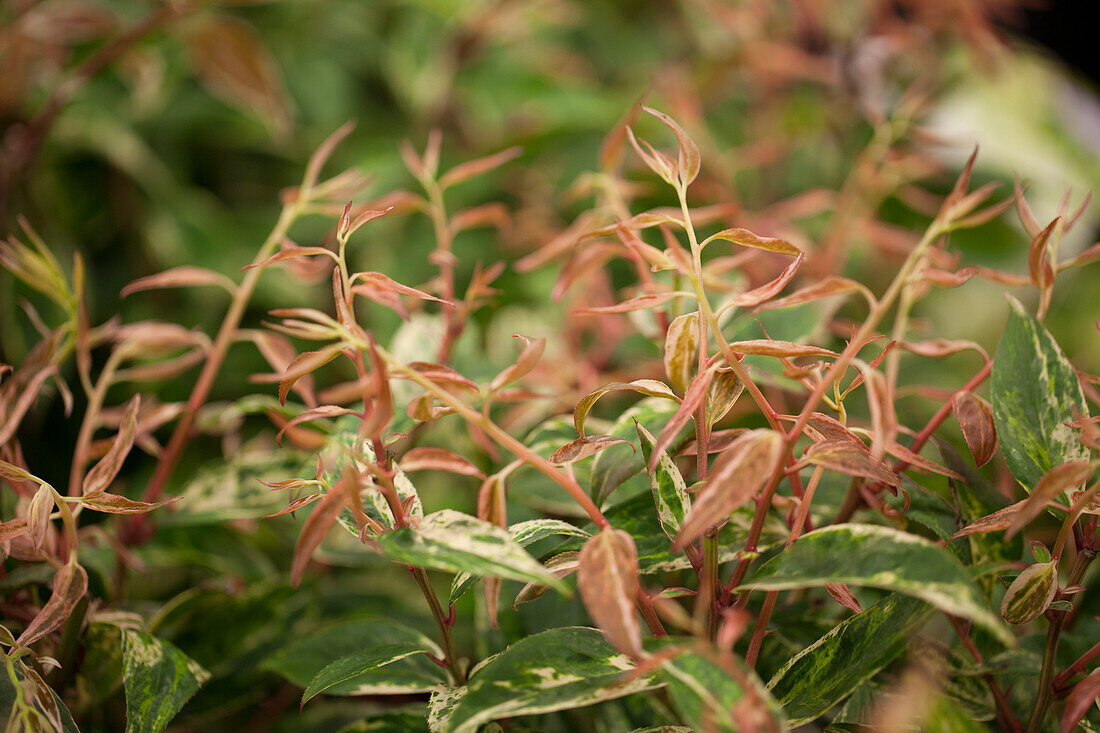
(2, 0), (1100, 731)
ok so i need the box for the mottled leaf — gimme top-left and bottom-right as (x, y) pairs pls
(80, 491), (175, 515)
(550, 435), (633, 465)
(727, 339), (836, 359)
(702, 228), (801, 257)
(574, 291), (693, 315)
(636, 422), (690, 541)
(1000, 561), (1058, 624)
(768, 593), (934, 725)
(302, 642), (436, 705)
(992, 296), (1089, 490)
(120, 629), (209, 733)
(662, 650), (783, 732)
(737, 524), (1012, 645)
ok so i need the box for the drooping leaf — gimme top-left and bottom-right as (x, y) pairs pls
(120, 629), (209, 733)
(17, 559), (87, 646)
(302, 642), (438, 705)
(262, 619), (446, 696)
(737, 524), (1013, 645)
(1005, 460), (1095, 538)
(374, 510), (567, 592)
(804, 440), (901, 488)
(636, 422), (690, 541)
(121, 266), (236, 298)
(578, 528), (643, 658)
(991, 296), (1089, 490)
(443, 627), (662, 733)
(79, 491), (175, 515)
(701, 228), (801, 257)
(662, 649), (784, 732)
(768, 593), (934, 725)
(82, 395), (140, 494)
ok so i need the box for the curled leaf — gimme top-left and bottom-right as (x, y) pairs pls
(279, 345), (343, 406)
(82, 395), (140, 495)
(16, 558), (88, 646)
(574, 379), (678, 438)
(643, 106), (700, 188)
(80, 491), (176, 514)
(550, 435), (634, 465)
(663, 312), (699, 395)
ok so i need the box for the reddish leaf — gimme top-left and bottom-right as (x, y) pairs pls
(0, 366), (58, 446)
(400, 448), (483, 478)
(16, 559), (87, 646)
(276, 405), (358, 446)
(702, 227), (801, 257)
(900, 339), (988, 360)
(489, 335), (546, 392)
(885, 442), (964, 480)
(950, 499), (1033, 540)
(650, 361), (723, 471)
(82, 395), (140, 495)
(573, 291), (691, 315)
(953, 391), (998, 467)
(350, 272), (452, 305)
(263, 494), (322, 519)
(80, 491), (176, 514)
(643, 106), (701, 187)
(121, 266), (236, 298)
(360, 337), (393, 440)
(279, 345), (343, 406)
(0, 517), (29, 542)
(1027, 218), (1060, 289)
(515, 551), (580, 607)
(825, 583), (862, 613)
(26, 483), (54, 554)
(243, 247), (337, 271)
(804, 440), (900, 487)
(727, 252), (804, 307)
(705, 368), (745, 426)
(755, 277), (873, 312)
(1006, 460), (1095, 539)
(0, 458), (35, 484)
(674, 429), (784, 549)
(291, 473), (353, 587)
(578, 528), (643, 658)
(727, 339), (836, 359)
(550, 435), (634, 465)
(574, 379), (679, 438)
(801, 413), (867, 447)
(403, 362), (479, 393)
(626, 127), (677, 186)
(1061, 669), (1100, 733)
(185, 14), (290, 138)
(439, 147), (522, 189)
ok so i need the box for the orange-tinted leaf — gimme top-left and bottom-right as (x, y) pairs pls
(82, 395), (140, 495)
(550, 435), (634, 465)
(450, 203), (509, 235)
(801, 413), (866, 447)
(643, 107), (700, 187)
(350, 271), (452, 305)
(901, 339), (988, 360)
(950, 499), (1032, 540)
(574, 379), (679, 437)
(674, 429), (784, 549)
(705, 368), (744, 426)
(1027, 218), (1060, 289)
(489, 335), (546, 392)
(121, 266), (236, 298)
(727, 252), (804, 308)
(291, 473), (353, 587)
(360, 337), (393, 439)
(0, 458), (35, 484)
(755, 277), (874, 312)
(404, 362), (479, 393)
(26, 483), (54, 553)
(279, 345), (343, 406)
(650, 362), (723, 471)
(80, 491), (175, 514)
(263, 494), (322, 519)
(953, 391), (998, 467)
(702, 228), (801, 257)
(825, 583), (862, 613)
(626, 127), (677, 186)
(185, 14), (290, 138)
(16, 558), (87, 646)
(578, 528), (643, 658)
(885, 442), (964, 480)
(663, 312), (698, 394)
(399, 448), (482, 478)
(0, 366), (58, 446)
(1061, 669), (1100, 733)
(515, 551), (580, 607)
(1006, 460), (1095, 539)
(345, 207), (395, 239)
(573, 291), (692, 315)
(439, 147), (522, 189)
(804, 440), (900, 487)
(0, 517), (29, 542)
(243, 247), (337, 271)
(727, 340), (836, 359)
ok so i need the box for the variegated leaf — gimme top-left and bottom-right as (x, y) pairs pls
(636, 422), (690, 540)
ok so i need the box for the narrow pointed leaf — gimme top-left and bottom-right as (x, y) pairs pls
(636, 423), (690, 541)
(16, 559), (87, 646)
(514, 551), (581, 606)
(439, 146), (521, 189)
(302, 643), (434, 705)
(578, 528), (643, 658)
(804, 440), (900, 487)
(574, 380), (678, 438)
(82, 395), (140, 494)
(702, 228), (801, 256)
(728, 339), (836, 358)
(1061, 669), (1100, 733)
(280, 345), (342, 406)
(489, 335), (546, 392)
(768, 593), (934, 725)
(291, 478), (349, 587)
(1006, 460), (1095, 538)
(992, 296), (1089, 490)
(651, 362), (723, 472)
(80, 491), (175, 514)
(400, 447), (484, 478)
(727, 252), (804, 307)
(736, 524), (1013, 645)
(643, 107), (700, 187)
(574, 291), (692, 315)
(662, 650), (784, 732)
(243, 246), (337, 271)
(550, 435), (633, 465)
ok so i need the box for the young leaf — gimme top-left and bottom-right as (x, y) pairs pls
(705, 368), (744, 426)
(643, 106), (701, 187)
(514, 551), (581, 607)
(400, 447), (484, 478)
(650, 361), (724, 471)
(636, 423), (690, 541)
(279, 345), (342, 406)
(726, 252), (804, 308)
(290, 475), (351, 587)
(736, 524), (1013, 645)
(663, 312), (698, 395)
(701, 228), (801, 257)
(82, 395), (140, 494)
(727, 339), (836, 359)
(949, 498), (1031, 541)
(443, 627), (662, 733)
(574, 380), (678, 438)
(121, 266), (236, 298)
(674, 429), (783, 549)
(578, 528), (643, 658)
(992, 296), (1089, 490)
(1005, 460), (1095, 538)
(574, 291), (692, 315)
(439, 146), (521, 189)
(953, 391), (998, 467)
(119, 629), (210, 733)
(768, 593), (934, 725)
(549, 435), (633, 465)
(803, 440), (901, 488)
(1000, 561), (1058, 624)
(1061, 669), (1100, 733)
(16, 559), (88, 646)
(79, 491), (175, 514)
(373, 510), (568, 592)
(25, 483), (53, 553)
(489, 335), (546, 392)
(754, 277), (874, 312)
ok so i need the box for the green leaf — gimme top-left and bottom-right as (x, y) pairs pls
(768, 593), (935, 725)
(443, 627), (662, 733)
(636, 422), (691, 541)
(302, 642), (437, 705)
(262, 618), (447, 696)
(120, 629), (210, 733)
(374, 510), (568, 592)
(662, 651), (783, 732)
(991, 295), (1088, 491)
(590, 398), (683, 506)
(736, 524), (1013, 645)
(449, 519), (589, 605)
